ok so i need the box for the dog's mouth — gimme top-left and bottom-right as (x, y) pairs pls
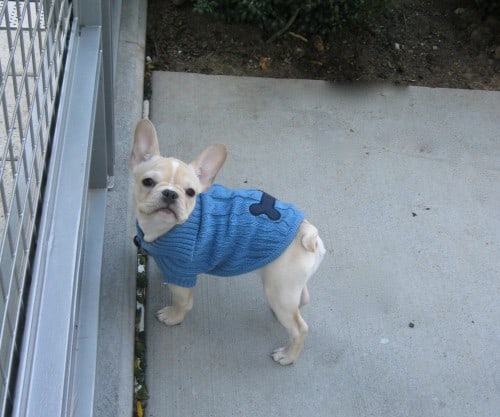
(156, 205), (178, 219)
(139, 198), (184, 222)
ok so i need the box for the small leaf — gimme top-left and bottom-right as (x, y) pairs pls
(136, 401), (144, 417)
(259, 56), (271, 70)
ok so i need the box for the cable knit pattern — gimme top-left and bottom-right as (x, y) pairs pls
(136, 184), (304, 287)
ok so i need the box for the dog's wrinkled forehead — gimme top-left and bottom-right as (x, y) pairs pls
(136, 156), (198, 186)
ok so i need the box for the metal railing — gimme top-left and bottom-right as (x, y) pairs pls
(0, 1), (121, 415)
(0, 1), (72, 414)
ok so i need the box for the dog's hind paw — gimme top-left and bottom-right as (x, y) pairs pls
(271, 345), (299, 366)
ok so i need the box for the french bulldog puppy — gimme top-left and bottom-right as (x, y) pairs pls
(130, 118), (325, 365)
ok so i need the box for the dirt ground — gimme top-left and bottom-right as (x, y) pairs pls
(146, 0), (500, 96)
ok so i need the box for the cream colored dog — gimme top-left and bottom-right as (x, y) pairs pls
(130, 119), (325, 365)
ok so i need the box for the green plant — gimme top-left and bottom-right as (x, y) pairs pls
(192, 0), (392, 37)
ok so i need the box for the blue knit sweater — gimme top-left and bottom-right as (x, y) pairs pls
(135, 184), (304, 287)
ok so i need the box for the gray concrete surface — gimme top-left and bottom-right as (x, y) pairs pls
(94, 0), (147, 416)
(147, 72), (499, 417)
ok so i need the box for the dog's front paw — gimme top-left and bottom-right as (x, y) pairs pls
(271, 345), (300, 366)
(156, 306), (186, 326)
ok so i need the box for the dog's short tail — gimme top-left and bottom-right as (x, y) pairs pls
(300, 220), (325, 255)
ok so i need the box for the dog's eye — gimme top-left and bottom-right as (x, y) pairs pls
(186, 188), (196, 197)
(142, 178), (155, 187)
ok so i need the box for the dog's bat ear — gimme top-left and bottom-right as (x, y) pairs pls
(130, 118), (160, 169)
(190, 144), (227, 191)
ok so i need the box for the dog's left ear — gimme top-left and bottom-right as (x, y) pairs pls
(190, 144), (227, 191)
(130, 118), (160, 169)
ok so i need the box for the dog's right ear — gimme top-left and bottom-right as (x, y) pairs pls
(130, 119), (160, 169)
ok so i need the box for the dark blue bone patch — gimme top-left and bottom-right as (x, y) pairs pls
(249, 192), (281, 220)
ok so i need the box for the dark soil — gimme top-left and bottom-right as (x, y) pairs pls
(146, 0), (500, 96)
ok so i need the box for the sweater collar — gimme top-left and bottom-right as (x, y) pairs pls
(135, 195), (202, 256)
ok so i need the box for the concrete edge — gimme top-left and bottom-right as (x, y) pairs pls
(94, 0), (147, 416)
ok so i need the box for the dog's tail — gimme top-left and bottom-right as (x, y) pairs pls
(300, 220), (325, 255)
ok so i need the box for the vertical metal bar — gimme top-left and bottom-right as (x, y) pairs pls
(77, 0), (115, 188)
(24, 1), (38, 192)
(1, 1), (18, 278)
(8, 3), (24, 143)
(37, 2), (49, 134)
(101, 0), (115, 182)
(16, 0), (32, 124)
(89, 58), (108, 188)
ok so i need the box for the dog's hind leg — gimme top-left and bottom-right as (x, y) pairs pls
(260, 220), (325, 364)
(261, 258), (310, 365)
(271, 306), (309, 365)
(300, 285), (310, 307)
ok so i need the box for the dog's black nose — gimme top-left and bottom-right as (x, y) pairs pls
(162, 189), (178, 203)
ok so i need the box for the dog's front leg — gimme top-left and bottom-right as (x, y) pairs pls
(156, 284), (193, 326)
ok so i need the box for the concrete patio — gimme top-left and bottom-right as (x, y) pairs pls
(142, 72), (499, 417)
(94, 3), (499, 416)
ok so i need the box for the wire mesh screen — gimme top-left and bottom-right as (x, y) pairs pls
(0, 0), (72, 414)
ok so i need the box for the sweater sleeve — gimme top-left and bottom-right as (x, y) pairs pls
(153, 254), (198, 288)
